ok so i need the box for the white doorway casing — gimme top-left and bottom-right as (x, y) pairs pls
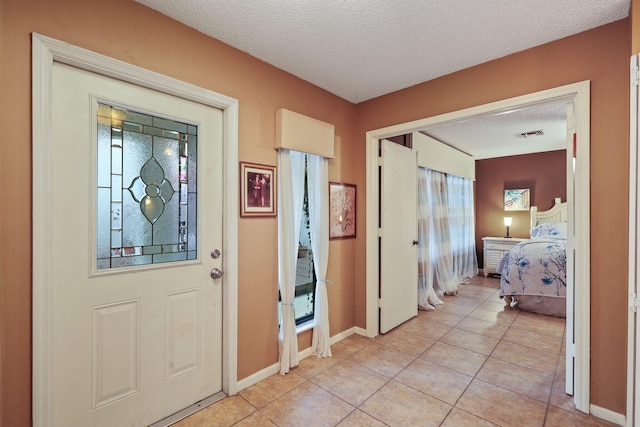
(628, 54), (640, 427)
(32, 34), (239, 426)
(565, 100), (576, 397)
(365, 81), (591, 412)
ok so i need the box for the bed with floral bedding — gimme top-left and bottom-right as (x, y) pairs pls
(498, 199), (568, 317)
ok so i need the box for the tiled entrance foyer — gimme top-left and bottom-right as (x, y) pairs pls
(174, 276), (616, 427)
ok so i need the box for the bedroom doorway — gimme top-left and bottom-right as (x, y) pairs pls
(365, 81), (590, 413)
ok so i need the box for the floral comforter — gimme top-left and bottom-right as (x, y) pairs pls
(498, 237), (567, 300)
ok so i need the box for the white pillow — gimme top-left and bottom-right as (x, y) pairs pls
(530, 222), (567, 239)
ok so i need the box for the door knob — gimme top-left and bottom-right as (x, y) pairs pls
(412, 240), (419, 245)
(210, 268), (224, 279)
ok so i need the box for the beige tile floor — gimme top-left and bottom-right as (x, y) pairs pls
(173, 276), (617, 427)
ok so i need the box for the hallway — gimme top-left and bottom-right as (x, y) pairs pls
(174, 276), (615, 426)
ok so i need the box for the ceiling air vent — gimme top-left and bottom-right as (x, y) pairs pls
(517, 130), (544, 138)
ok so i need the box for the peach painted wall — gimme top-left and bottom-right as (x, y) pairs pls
(633, 0), (640, 53)
(0, 0), (357, 424)
(475, 150), (567, 267)
(0, 1), (633, 423)
(355, 21), (630, 413)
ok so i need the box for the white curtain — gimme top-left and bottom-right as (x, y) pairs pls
(446, 174), (479, 282)
(417, 170), (443, 310)
(277, 149), (305, 374)
(307, 154), (331, 357)
(417, 168), (459, 307)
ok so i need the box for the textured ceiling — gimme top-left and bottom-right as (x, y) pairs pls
(133, 0), (629, 159)
(134, 0), (629, 103)
(421, 100), (569, 159)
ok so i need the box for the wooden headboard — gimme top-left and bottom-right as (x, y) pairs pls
(530, 197), (567, 228)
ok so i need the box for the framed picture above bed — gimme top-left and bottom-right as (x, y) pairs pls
(504, 188), (530, 211)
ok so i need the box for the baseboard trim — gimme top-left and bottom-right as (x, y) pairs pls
(590, 404), (625, 426)
(236, 327), (358, 393)
(354, 326), (367, 336)
(236, 362), (280, 392)
(331, 327), (356, 343)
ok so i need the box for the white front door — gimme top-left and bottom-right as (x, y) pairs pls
(379, 139), (418, 333)
(49, 62), (223, 426)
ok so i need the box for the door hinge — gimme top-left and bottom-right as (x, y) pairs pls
(566, 342), (576, 358)
(631, 293), (640, 312)
(377, 156), (383, 167)
(378, 298), (382, 308)
(633, 65), (640, 86)
(378, 228), (383, 237)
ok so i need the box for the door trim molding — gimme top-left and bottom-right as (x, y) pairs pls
(31, 33), (239, 426)
(365, 80), (590, 412)
(627, 54), (639, 427)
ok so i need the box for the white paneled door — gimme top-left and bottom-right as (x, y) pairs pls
(379, 139), (418, 333)
(50, 62), (223, 426)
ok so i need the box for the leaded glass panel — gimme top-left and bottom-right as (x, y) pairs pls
(97, 102), (197, 270)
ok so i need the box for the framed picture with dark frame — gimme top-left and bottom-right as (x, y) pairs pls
(240, 162), (277, 217)
(329, 182), (356, 239)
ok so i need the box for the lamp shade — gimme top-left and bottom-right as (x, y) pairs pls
(503, 217), (513, 226)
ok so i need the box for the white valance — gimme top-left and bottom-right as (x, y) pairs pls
(412, 131), (475, 180)
(275, 109), (335, 158)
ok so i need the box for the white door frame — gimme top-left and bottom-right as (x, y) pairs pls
(365, 81), (591, 412)
(627, 54), (640, 427)
(31, 33), (239, 426)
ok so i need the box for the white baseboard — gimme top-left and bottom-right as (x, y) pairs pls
(236, 361), (280, 392)
(354, 326), (367, 336)
(235, 327), (357, 393)
(331, 327), (356, 343)
(590, 404), (625, 426)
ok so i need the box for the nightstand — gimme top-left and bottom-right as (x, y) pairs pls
(482, 237), (527, 277)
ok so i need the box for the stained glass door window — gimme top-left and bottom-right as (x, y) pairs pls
(97, 103), (197, 269)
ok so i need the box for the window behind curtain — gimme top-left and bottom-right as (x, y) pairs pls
(279, 156), (316, 325)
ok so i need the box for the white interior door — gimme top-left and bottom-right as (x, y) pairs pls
(379, 139), (418, 333)
(50, 62), (223, 426)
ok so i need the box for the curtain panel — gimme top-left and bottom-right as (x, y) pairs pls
(277, 150), (333, 374)
(418, 170), (443, 310)
(307, 154), (331, 357)
(276, 149), (305, 374)
(446, 174), (479, 282)
(417, 168), (478, 310)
